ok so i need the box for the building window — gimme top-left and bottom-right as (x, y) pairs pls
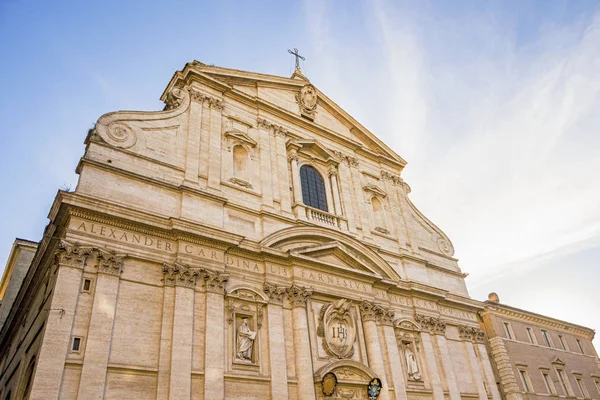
(71, 337), (82, 352)
(558, 335), (568, 351)
(503, 322), (513, 339)
(542, 371), (556, 395)
(576, 339), (584, 354)
(575, 376), (589, 398)
(299, 165), (328, 212)
(232, 145), (248, 180)
(526, 327), (536, 344)
(556, 368), (573, 396)
(541, 329), (552, 347)
(519, 369), (533, 392)
(81, 278), (92, 293)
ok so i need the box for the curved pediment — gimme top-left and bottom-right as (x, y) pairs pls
(261, 226), (401, 282)
(314, 360), (377, 382)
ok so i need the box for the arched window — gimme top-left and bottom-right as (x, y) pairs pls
(299, 165), (328, 211)
(371, 197), (385, 228)
(233, 145), (248, 180)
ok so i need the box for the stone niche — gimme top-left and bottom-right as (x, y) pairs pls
(395, 319), (426, 390)
(225, 287), (267, 374)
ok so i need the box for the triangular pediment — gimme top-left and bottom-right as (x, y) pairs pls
(224, 130), (257, 147)
(163, 61), (407, 169)
(363, 184), (387, 198)
(287, 139), (339, 164)
(291, 241), (380, 276)
(551, 357), (565, 365)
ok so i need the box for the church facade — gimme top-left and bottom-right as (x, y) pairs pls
(0, 61), (597, 400)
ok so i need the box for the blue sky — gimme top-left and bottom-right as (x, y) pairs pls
(1, 1), (599, 346)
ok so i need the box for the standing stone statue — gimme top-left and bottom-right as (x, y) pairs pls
(237, 317), (257, 361)
(405, 346), (421, 381)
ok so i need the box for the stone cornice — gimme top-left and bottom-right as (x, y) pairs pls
(481, 303), (595, 339)
(287, 284), (312, 308)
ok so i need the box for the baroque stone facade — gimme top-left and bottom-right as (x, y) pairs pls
(0, 61), (598, 400)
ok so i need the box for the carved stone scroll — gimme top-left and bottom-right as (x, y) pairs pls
(203, 270), (229, 293)
(263, 282), (286, 305)
(96, 249), (125, 276)
(415, 314), (446, 336)
(54, 241), (93, 269)
(287, 284), (313, 308)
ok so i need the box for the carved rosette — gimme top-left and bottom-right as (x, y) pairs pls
(54, 241), (93, 269)
(359, 300), (383, 322)
(295, 84), (318, 120)
(203, 270), (229, 294)
(163, 263), (200, 288)
(96, 249), (125, 276)
(415, 314), (446, 336)
(287, 284), (313, 308)
(263, 282), (286, 305)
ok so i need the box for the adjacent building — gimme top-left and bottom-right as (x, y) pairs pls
(481, 293), (600, 400)
(0, 61), (598, 400)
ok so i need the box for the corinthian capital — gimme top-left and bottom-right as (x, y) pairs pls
(380, 308), (396, 326)
(263, 282), (286, 305)
(96, 249), (125, 276)
(203, 270), (229, 294)
(415, 314), (446, 335)
(287, 284), (313, 308)
(54, 241), (93, 269)
(163, 262), (200, 288)
(360, 300), (383, 322)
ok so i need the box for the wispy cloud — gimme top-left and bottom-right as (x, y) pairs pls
(303, 0), (600, 286)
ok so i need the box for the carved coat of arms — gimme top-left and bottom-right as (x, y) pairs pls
(296, 84), (318, 120)
(317, 299), (356, 359)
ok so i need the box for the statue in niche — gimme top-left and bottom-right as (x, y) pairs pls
(236, 317), (256, 361)
(404, 345), (421, 381)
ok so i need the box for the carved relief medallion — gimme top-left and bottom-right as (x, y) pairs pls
(296, 84), (318, 120)
(318, 299), (356, 359)
(321, 372), (338, 397)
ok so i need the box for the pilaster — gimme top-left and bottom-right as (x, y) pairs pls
(183, 89), (204, 185)
(77, 249), (125, 400)
(476, 341), (502, 400)
(29, 242), (92, 400)
(287, 284), (315, 400)
(380, 310), (408, 400)
(263, 283), (289, 399)
(360, 301), (389, 400)
(165, 263), (201, 400)
(329, 167), (343, 216)
(274, 128), (292, 213)
(203, 270), (229, 399)
(258, 122), (274, 208)
(459, 326), (488, 400)
(207, 96), (224, 190)
(414, 314), (445, 400)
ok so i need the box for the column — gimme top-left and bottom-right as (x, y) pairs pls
(275, 127), (292, 213)
(287, 284), (316, 400)
(380, 310), (408, 400)
(360, 301), (389, 400)
(258, 122), (274, 208)
(414, 315), (444, 400)
(436, 334), (461, 400)
(203, 270), (229, 399)
(289, 150), (302, 206)
(183, 90), (205, 185)
(156, 281), (175, 400)
(476, 341), (502, 400)
(29, 242), (92, 400)
(77, 250), (125, 400)
(264, 283), (289, 399)
(329, 167), (343, 216)
(207, 96), (224, 190)
(164, 264), (200, 400)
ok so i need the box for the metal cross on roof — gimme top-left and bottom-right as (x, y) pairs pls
(288, 48), (305, 70)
